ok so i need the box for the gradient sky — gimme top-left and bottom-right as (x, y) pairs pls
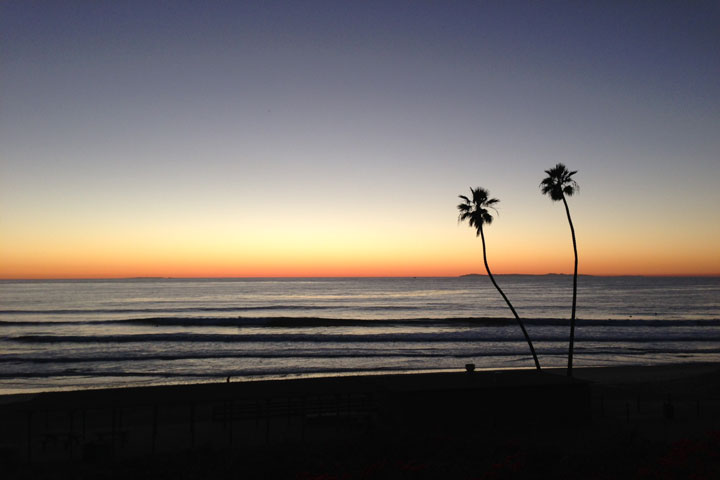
(1, 1), (719, 278)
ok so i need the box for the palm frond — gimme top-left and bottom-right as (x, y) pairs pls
(457, 187), (500, 234)
(540, 163), (579, 201)
(471, 187), (489, 205)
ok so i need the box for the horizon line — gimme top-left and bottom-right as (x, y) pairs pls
(2, 273), (720, 281)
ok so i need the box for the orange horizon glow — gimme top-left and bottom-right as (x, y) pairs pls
(3, 187), (719, 281)
(2, 272), (719, 280)
(2, 259), (718, 280)
(3, 238), (718, 279)
(3, 234), (719, 279)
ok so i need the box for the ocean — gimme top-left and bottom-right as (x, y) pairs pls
(1, 276), (719, 394)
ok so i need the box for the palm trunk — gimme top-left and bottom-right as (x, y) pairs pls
(562, 195), (578, 377)
(479, 225), (541, 370)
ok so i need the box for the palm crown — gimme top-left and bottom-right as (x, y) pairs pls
(540, 163), (579, 201)
(457, 187), (499, 236)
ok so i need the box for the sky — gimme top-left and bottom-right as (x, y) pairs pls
(1, 1), (719, 278)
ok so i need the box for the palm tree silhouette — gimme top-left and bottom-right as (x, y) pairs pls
(540, 163), (579, 377)
(458, 187), (541, 370)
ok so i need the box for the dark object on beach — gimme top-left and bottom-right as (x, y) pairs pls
(226, 376), (230, 383)
(465, 363), (475, 373)
(457, 187), (541, 370)
(541, 163), (579, 377)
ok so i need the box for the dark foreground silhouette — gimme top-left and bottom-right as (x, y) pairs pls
(3, 364), (720, 479)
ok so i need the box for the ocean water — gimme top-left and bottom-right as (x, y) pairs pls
(1, 276), (719, 394)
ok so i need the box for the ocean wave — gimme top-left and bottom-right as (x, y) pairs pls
(6, 332), (534, 343)
(0, 365), (450, 379)
(2, 316), (720, 328)
(0, 350), (516, 364)
(0, 316), (488, 327)
(0, 305), (338, 315)
(8, 332), (720, 344)
(4, 345), (720, 365)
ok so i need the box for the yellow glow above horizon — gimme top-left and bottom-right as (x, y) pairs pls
(2, 201), (718, 278)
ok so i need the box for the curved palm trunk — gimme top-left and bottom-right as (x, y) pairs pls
(562, 195), (578, 377)
(479, 226), (541, 370)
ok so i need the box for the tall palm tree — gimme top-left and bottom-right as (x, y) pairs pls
(540, 163), (579, 377)
(458, 187), (541, 370)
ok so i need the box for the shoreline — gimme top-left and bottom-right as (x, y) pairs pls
(3, 361), (719, 399)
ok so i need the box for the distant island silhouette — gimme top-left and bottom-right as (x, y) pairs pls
(125, 277), (173, 280)
(460, 273), (594, 278)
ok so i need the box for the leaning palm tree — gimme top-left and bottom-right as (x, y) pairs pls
(458, 187), (541, 370)
(540, 163), (579, 377)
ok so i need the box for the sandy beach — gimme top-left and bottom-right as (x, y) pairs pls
(2, 363), (720, 478)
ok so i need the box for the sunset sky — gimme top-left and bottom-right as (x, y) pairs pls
(1, 1), (719, 278)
